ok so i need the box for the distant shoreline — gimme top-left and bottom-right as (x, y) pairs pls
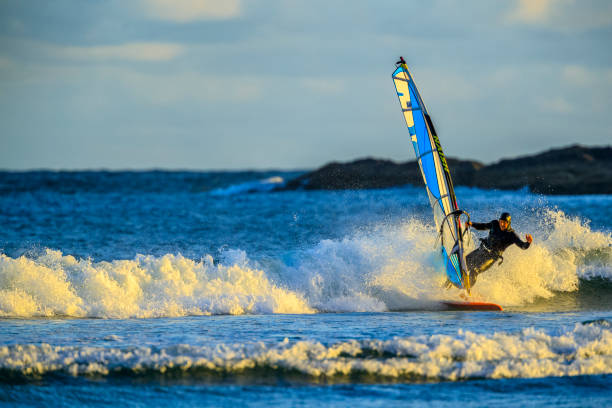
(281, 145), (612, 195)
(2, 145), (611, 195)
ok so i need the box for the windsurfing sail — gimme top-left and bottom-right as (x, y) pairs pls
(391, 57), (470, 290)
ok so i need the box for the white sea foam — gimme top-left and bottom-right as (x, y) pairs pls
(281, 220), (449, 312)
(209, 176), (285, 196)
(0, 209), (609, 317)
(0, 250), (312, 318)
(1, 323), (610, 381)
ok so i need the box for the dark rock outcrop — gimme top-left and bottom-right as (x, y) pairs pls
(283, 158), (483, 190)
(472, 145), (612, 194)
(282, 145), (612, 195)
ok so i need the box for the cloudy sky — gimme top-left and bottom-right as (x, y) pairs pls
(1, 0), (611, 170)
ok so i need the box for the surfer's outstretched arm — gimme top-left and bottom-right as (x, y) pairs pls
(469, 221), (492, 231)
(512, 231), (532, 249)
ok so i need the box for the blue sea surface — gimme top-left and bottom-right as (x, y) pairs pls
(1, 171), (611, 407)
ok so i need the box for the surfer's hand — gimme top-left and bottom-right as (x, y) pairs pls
(526, 234), (533, 243)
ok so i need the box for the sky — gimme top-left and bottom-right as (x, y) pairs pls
(1, 0), (611, 170)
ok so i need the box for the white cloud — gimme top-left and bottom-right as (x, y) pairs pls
(119, 71), (263, 104)
(0, 56), (15, 69)
(138, 0), (242, 22)
(417, 70), (482, 102)
(66, 67), (263, 105)
(505, 0), (612, 30)
(538, 96), (572, 113)
(0, 54), (264, 106)
(562, 65), (592, 86)
(300, 78), (345, 95)
(53, 42), (185, 62)
(494, 64), (612, 114)
(506, 0), (556, 23)
(562, 64), (612, 87)
(6, 18), (25, 33)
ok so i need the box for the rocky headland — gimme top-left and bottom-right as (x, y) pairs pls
(282, 145), (612, 195)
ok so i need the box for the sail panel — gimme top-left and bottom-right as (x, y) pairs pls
(410, 95), (440, 199)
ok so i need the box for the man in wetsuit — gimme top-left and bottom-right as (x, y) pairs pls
(465, 212), (533, 286)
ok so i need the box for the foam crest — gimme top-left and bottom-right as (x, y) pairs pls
(0, 250), (312, 318)
(2, 323), (610, 381)
(282, 220), (447, 312)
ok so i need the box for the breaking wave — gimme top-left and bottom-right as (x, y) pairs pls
(1, 321), (610, 382)
(0, 250), (313, 318)
(0, 209), (610, 318)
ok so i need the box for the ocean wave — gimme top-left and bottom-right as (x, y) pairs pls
(1, 323), (610, 382)
(0, 250), (313, 318)
(209, 176), (285, 196)
(273, 208), (612, 311)
(0, 209), (610, 318)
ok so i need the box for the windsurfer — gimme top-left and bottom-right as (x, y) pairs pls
(465, 212), (533, 286)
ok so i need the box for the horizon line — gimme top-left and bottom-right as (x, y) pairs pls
(1, 143), (609, 173)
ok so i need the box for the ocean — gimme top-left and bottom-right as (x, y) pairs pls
(1, 171), (611, 407)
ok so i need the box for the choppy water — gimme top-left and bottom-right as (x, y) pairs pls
(1, 171), (611, 407)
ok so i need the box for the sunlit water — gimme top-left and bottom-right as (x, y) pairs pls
(1, 171), (611, 407)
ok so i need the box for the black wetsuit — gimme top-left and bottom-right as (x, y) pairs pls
(466, 220), (531, 285)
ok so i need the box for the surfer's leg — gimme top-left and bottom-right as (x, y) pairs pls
(466, 248), (484, 271)
(466, 248), (483, 282)
(470, 257), (496, 285)
(466, 248), (492, 287)
(477, 258), (496, 274)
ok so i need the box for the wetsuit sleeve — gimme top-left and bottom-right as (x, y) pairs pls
(512, 232), (531, 249)
(471, 221), (493, 231)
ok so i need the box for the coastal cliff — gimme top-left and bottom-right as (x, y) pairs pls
(282, 145), (612, 195)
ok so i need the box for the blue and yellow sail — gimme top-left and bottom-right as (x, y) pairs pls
(391, 58), (469, 290)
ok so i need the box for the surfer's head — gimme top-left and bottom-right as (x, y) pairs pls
(499, 212), (511, 230)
